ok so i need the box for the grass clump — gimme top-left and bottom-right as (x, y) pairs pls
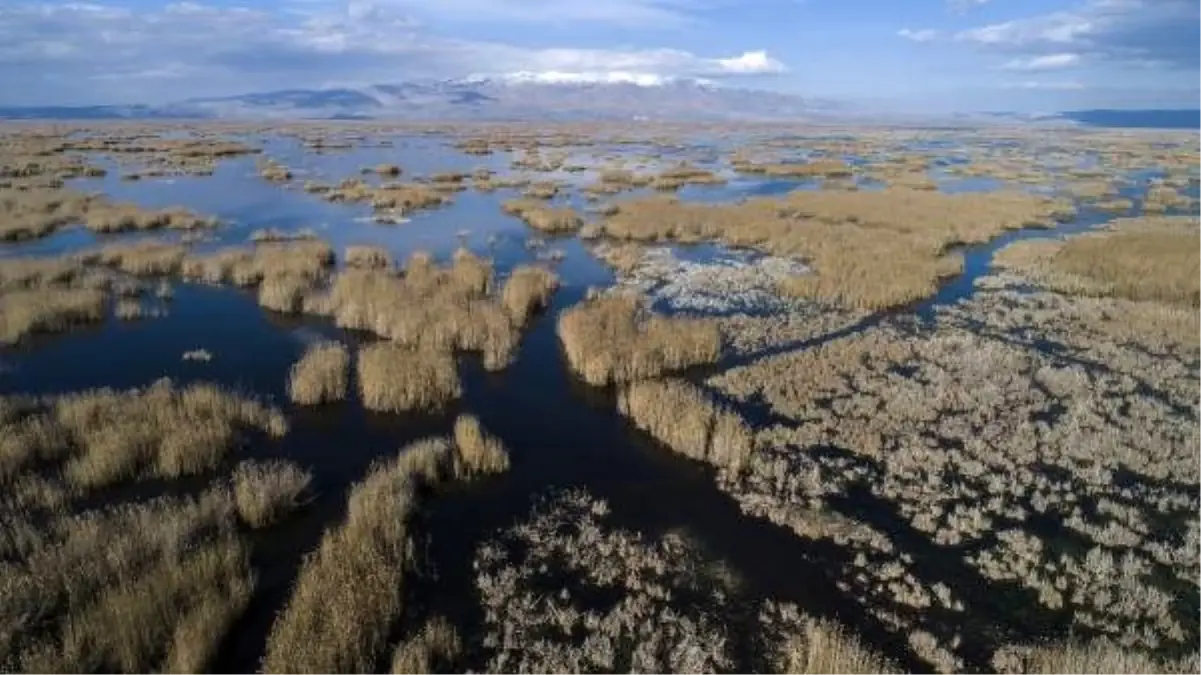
(501, 265), (559, 324)
(452, 414), (510, 477)
(994, 216), (1200, 307)
(734, 158), (854, 178)
(346, 245), (393, 270)
(759, 601), (897, 674)
(288, 341), (351, 405)
(390, 616), (462, 674)
(1, 490), (254, 673)
(357, 343), (461, 413)
(618, 378), (753, 473)
(0, 287), (107, 344)
(231, 459), (312, 528)
(0, 379), (286, 490)
(557, 294), (722, 385)
(90, 241), (188, 276)
(992, 638), (1198, 674)
(502, 198), (583, 234)
(83, 202), (217, 234)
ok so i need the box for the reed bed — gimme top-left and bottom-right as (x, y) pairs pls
(0, 379), (286, 490)
(345, 245), (393, 270)
(502, 198), (583, 234)
(3, 491), (254, 673)
(304, 251), (520, 370)
(0, 287), (107, 344)
(557, 294), (722, 385)
(501, 266), (559, 325)
(994, 216), (1200, 307)
(357, 343), (461, 413)
(599, 187), (1071, 309)
(263, 422), (509, 673)
(617, 378), (753, 473)
(231, 459), (313, 529)
(288, 341), (351, 404)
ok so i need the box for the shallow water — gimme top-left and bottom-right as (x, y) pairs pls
(3, 129), (1197, 670)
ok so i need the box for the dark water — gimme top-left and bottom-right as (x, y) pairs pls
(1060, 109), (1201, 130)
(2, 133), (1196, 671)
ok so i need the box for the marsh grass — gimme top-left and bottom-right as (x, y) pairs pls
(992, 638), (1199, 674)
(452, 414), (510, 477)
(357, 343), (461, 413)
(762, 605), (897, 674)
(0, 379), (286, 490)
(503, 198), (583, 233)
(2, 490), (253, 673)
(501, 265), (559, 325)
(994, 216), (1200, 307)
(90, 241), (188, 276)
(734, 158), (854, 178)
(390, 616), (462, 674)
(346, 245), (394, 270)
(618, 378), (753, 473)
(600, 188), (1070, 309)
(304, 251), (521, 370)
(262, 438), (444, 673)
(182, 240), (334, 291)
(557, 294), (722, 385)
(231, 459), (313, 528)
(0, 287), (107, 344)
(288, 341), (351, 405)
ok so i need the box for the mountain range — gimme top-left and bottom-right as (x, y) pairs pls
(0, 78), (836, 122)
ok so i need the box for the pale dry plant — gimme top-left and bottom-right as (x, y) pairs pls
(357, 343), (461, 413)
(288, 341), (350, 404)
(231, 459), (313, 528)
(557, 294), (722, 385)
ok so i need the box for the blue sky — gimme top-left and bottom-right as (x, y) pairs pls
(0, 0), (1197, 111)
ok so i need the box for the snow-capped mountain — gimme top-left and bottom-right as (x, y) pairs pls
(0, 78), (836, 121)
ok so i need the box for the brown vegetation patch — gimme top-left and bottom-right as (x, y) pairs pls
(618, 378), (753, 473)
(345, 244), (393, 270)
(600, 188), (1072, 309)
(557, 294), (721, 385)
(357, 343), (461, 413)
(288, 341), (351, 404)
(502, 198), (583, 233)
(734, 158), (854, 178)
(231, 459), (313, 528)
(0, 286), (107, 344)
(993, 215), (1200, 307)
(500, 265), (559, 325)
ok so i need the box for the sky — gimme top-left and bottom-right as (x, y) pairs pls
(0, 0), (1197, 112)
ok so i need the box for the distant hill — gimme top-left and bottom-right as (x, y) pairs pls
(0, 78), (840, 122)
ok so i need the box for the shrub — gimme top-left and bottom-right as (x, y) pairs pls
(288, 341), (351, 405)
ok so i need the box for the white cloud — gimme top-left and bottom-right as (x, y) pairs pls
(1000, 53), (1082, 71)
(1002, 80), (1086, 90)
(715, 50), (785, 74)
(897, 28), (940, 43)
(0, 2), (785, 104)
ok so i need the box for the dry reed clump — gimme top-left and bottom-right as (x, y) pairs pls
(993, 216), (1200, 307)
(617, 378), (753, 473)
(288, 341), (351, 404)
(992, 638), (1198, 674)
(345, 244), (393, 269)
(83, 202), (217, 234)
(390, 616), (462, 674)
(250, 227), (318, 243)
(452, 414), (510, 477)
(257, 273), (314, 313)
(357, 343), (461, 413)
(88, 241), (188, 276)
(373, 163), (402, 176)
(0, 186), (101, 241)
(319, 178), (448, 215)
(181, 239), (334, 287)
(302, 250), (522, 370)
(501, 265), (559, 324)
(258, 160), (292, 182)
(557, 294), (722, 385)
(600, 188), (1072, 310)
(0, 287), (107, 344)
(651, 163), (726, 190)
(502, 198), (583, 234)
(0, 255), (85, 291)
(2, 490), (254, 673)
(260, 445), (423, 673)
(734, 158), (854, 178)
(231, 459), (313, 528)
(522, 181), (559, 199)
(0, 378), (286, 490)
(758, 601), (897, 674)
(262, 428), (499, 674)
